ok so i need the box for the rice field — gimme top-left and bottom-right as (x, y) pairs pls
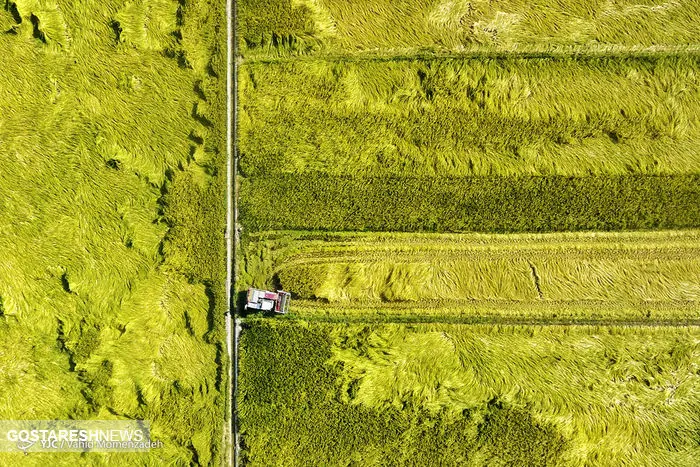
(238, 0), (700, 57)
(239, 230), (700, 322)
(236, 1), (700, 462)
(240, 174), (700, 232)
(238, 320), (700, 466)
(5, 0), (697, 462)
(238, 54), (700, 233)
(240, 56), (700, 178)
(0, 0), (227, 464)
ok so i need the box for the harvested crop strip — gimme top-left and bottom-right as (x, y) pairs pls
(239, 320), (700, 466)
(240, 230), (700, 322)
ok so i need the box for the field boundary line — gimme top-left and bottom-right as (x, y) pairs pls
(245, 315), (700, 327)
(241, 46), (700, 65)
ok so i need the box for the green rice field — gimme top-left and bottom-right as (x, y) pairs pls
(238, 0), (700, 56)
(0, 0), (227, 464)
(236, 0), (700, 465)
(2, 0), (699, 464)
(239, 321), (700, 466)
(240, 174), (700, 232)
(240, 57), (700, 178)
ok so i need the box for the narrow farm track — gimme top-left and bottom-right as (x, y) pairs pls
(225, 0), (236, 463)
(233, 316), (241, 467)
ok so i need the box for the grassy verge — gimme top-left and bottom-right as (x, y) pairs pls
(239, 56), (700, 178)
(237, 0), (700, 57)
(0, 0), (226, 464)
(239, 320), (700, 466)
(240, 174), (700, 232)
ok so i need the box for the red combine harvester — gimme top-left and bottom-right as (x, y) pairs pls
(244, 288), (291, 314)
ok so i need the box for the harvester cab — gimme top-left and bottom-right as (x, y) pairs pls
(244, 288), (291, 314)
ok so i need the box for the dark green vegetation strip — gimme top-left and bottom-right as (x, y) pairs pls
(246, 49), (700, 65)
(271, 313), (700, 327)
(239, 320), (700, 466)
(240, 174), (700, 232)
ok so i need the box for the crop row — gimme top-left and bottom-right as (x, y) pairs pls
(237, 0), (700, 57)
(239, 174), (700, 232)
(285, 300), (700, 324)
(277, 250), (700, 303)
(239, 320), (700, 466)
(239, 56), (700, 177)
(238, 230), (700, 322)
